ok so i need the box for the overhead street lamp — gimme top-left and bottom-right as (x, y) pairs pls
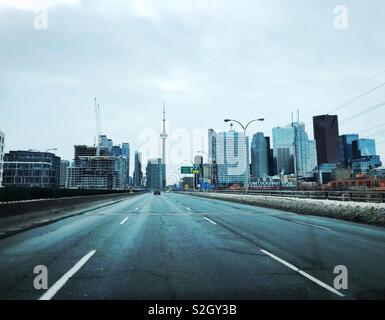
(224, 118), (265, 193)
(28, 148), (58, 188)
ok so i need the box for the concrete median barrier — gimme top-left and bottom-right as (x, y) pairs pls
(184, 192), (385, 227)
(0, 192), (145, 218)
(0, 192), (146, 239)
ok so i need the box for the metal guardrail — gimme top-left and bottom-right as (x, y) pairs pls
(211, 189), (385, 203)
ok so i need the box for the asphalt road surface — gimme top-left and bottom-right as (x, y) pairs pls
(0, 192), (384, 300)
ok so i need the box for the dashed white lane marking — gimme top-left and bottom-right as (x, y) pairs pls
(260, 249), (345, 297)
(292, 221), (332, 231)
(134, 207), (139, 211)
(39, 250), (96, 300)
(120, 217), (129, 225)
(204, 216), (217, 225)
(186, 207), (192, 211)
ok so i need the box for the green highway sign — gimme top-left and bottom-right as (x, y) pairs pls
(181, 166), (193, 174)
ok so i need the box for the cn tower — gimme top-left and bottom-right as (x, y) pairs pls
(160, 103), (168, 165)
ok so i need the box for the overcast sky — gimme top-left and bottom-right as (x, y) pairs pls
(1, 0), (385, 178)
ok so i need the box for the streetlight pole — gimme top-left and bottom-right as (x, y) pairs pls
(184, 159), (196, 190)
(224, 118), (264, 194)
(29, 148), (58, 188)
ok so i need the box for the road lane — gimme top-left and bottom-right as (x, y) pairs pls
(52, 193), (337, 300)
(0, 193), (148, 299)
(0, 192), (383, 299)
(168, 193), (385, 299)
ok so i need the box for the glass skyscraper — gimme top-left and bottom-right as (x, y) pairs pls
(292, 122), (308, 177)
(272, 126), (295, 175)
(339, 134), (359, 168)
(353, 139), (376, 158)
(251, 132), (268, 180)
(210, 129), (249, 186)
(133, 151), (143, 187)
(306, 140), (318, 176)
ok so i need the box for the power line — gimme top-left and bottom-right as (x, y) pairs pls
(320, 69), (385, 112)
(304, 75), (385, 129)
(364, 128), (385, 138)
(340, 100), (385, 124)
(327, 80), (385, 114)
(359, 122), (385, 134)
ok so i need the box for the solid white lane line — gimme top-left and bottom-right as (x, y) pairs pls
(39, 250), (96, 301)
(297, 270), (344, 297)
(204, 217), (217, 225)
(292, 221), (332, 231)
(260, 249), (344, 297)
(120, 216), (129, 225)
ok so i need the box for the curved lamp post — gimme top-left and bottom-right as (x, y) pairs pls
(224, 118), (264, 193)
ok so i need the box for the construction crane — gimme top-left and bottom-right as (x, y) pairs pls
(94, 97), (102, 157)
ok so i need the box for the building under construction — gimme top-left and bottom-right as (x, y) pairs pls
(67, 145), (126, 190)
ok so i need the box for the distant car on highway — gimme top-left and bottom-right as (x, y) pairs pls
(153, 190), (161, 195)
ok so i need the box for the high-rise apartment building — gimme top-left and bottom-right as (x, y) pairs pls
(133, 151), (143, 188)
(146, 158), (165, 190)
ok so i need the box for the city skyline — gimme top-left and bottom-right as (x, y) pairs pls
(1, 0), (385, 171)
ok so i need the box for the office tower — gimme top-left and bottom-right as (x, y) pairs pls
(121, 143), (130, 186)
(99, 135), (113, 153)
(3, 150), (61, 188)
(306, 140), (318, 176)
(352, 139), (376, 159)
(272, 126), (295, 175)
(60, 160), (70, 188)
(292, 121), (309, 177)
(351, 138), (381, 175)
(208, 129), (217, 163)
(250, 132), (268, 180)
(213, 129), (249, 186)
(339, 134), (359, 168)
(0, 130), (4, 187)
(265, 136), (275, 177)
(111, 146), (122, 157)
(146, 158), (165, 190)
(133, 151), (143, 187)
(352, 155), (382, 175)
(313, 115), (340, 165)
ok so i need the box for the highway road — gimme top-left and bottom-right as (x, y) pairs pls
(0, 192), (384, 300)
